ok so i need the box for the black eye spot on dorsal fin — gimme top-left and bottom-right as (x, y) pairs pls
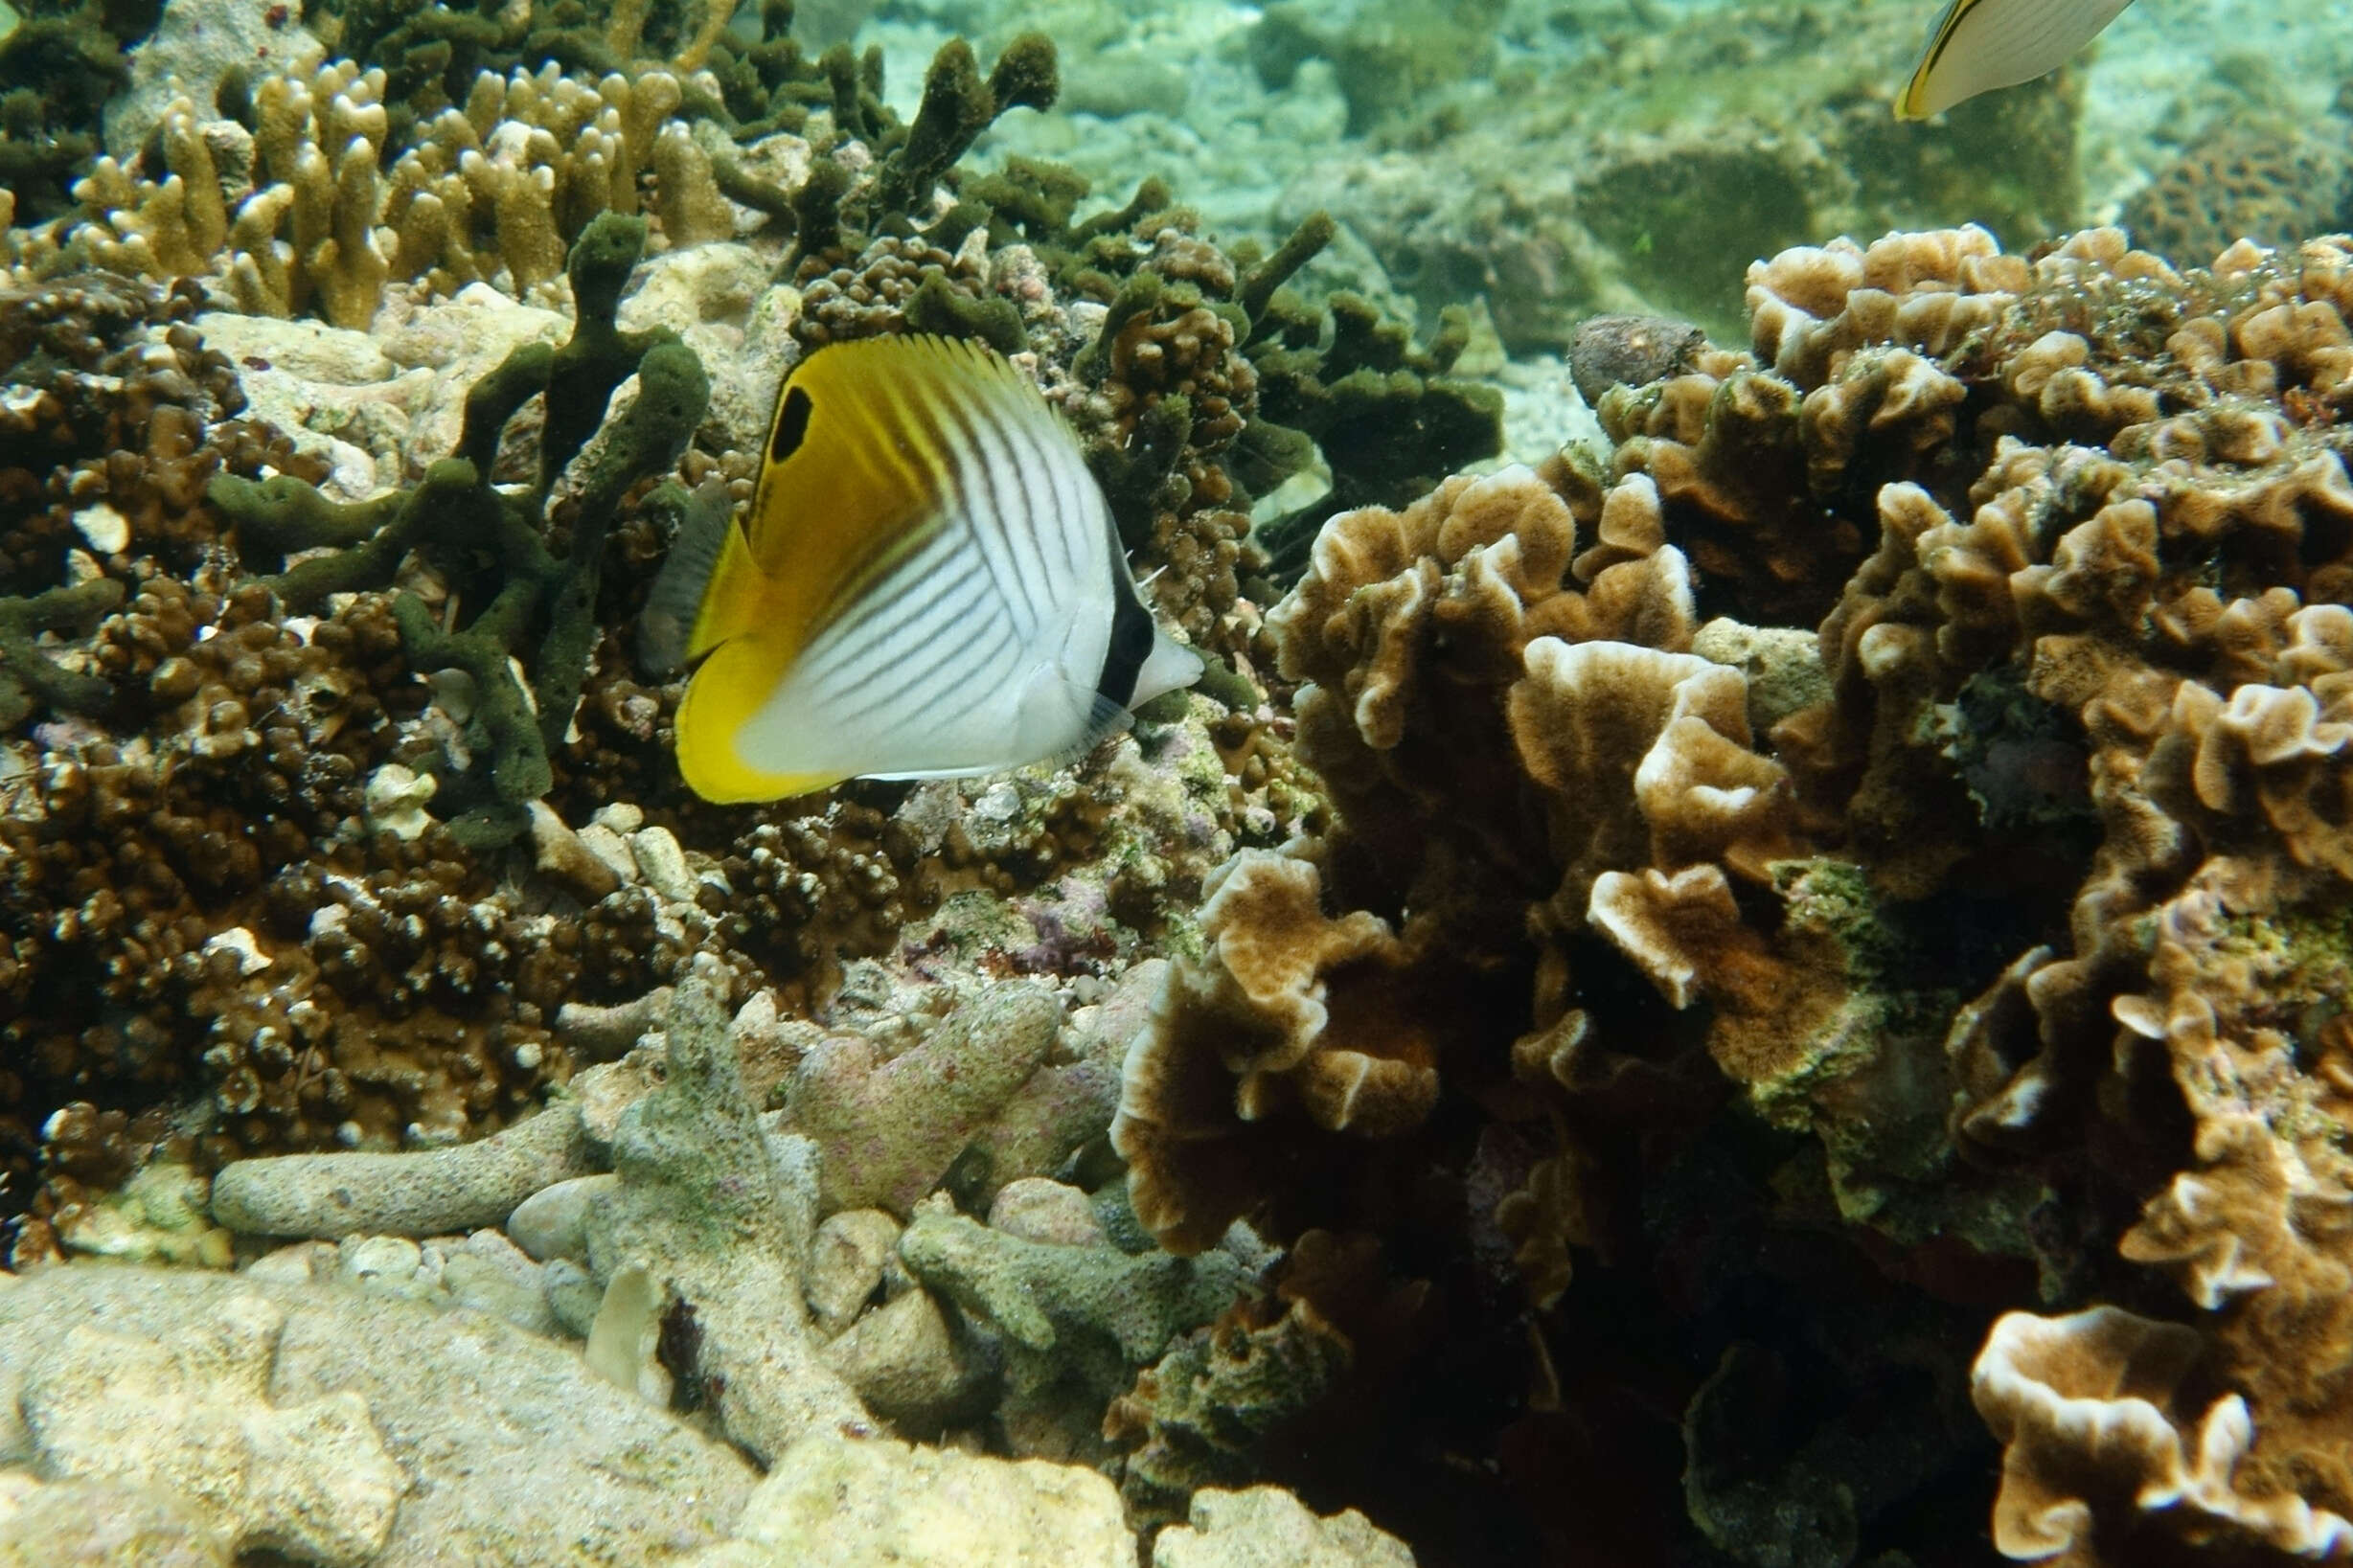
(770, 385), (814, 463)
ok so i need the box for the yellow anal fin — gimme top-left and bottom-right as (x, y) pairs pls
(674, 633), (846, 804)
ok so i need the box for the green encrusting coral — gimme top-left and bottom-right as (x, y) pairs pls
(208, 211), (705, 847)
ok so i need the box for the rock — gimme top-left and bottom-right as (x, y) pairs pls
(242, 1240), (337, 1284)
(989, 1178), (1108, 1248)
(825, 1290), (987, 1431)
(806, 1209), (902, 1338)
(615, 242), (801, 455)
(211, 1103), (601, 1238)
(198, 312), (397, 386)
(1691, 617), (1833, 735)
(684, 1433), (1133, 1568)
(107, 0), (323, 156)
(529, 801), (621, 901)
(1567, 312), (1705, 406)
(542, 1259), (605, 1337)
(571, 1053), (665, 1142)
(897, 1193), (1248, 1465)
(0, 1474), (230, 1567)
(576, 822), (642, 886)
(0, 1264), (754, 1567)
(553, 989), (670, 1063)
(506, 1173), (617, 1263)
(336, 1234), (426, 1293)
(628, 825), (697, 903)
(52, 1161), (232, 1268)
(71, 501), (127, 556)
(436, 1231), (561, 1336)
(196, 312), (427, 496)
(728, 989), (822, 1107)
(10, 1285), (403, 1566)
(357, 766), (437, 851)
(900, 1196), (1244, 1367)
(590, 803), (645, 835)
(373, 283), (572, 476)
(1151, 1486), (1417, 1568)
(786, 982), (1063, 1216)
(957, 966), (1159, 1206)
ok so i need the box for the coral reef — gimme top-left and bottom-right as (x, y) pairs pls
(1111, 221), (2353, 1562)
(2122, 120), (2353, 270)
(24, 0), (2353, 1558)
(898, 1185), (1250, 1462)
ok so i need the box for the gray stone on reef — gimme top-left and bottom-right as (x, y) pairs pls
(823, 1289), (989, 1432)
(0, 1474), (231, 1567)
(1151, 1486), (1417, 1568)
(542, 1258), (605, 1338)
(240, 1232), (558, 1336)
(583, 967), (868, 1463)
(989, 1177), (1108, 1247)
(211, 1102), (601, 1239)
(1692, 618), (1832, 737)
(805, 1209), (903, 1338)
(507, 1172), (618, 1262)
(680, 1433), (1133, 1568)
(1, 1280), (402, 1566)
(1567, 312), (1705, 407)
(572, 1054), (664, 1142)
(436, 1230), (562, 1336)
(0, 1263), (754, 1566)
(106, 0), (325, 157)
(786, 981), (1063, 1216)
(958, 963), (1164, 1204)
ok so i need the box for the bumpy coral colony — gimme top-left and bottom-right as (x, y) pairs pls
(5, 0), (2353, 1562)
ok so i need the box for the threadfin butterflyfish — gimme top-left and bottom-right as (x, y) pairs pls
(662, 333), (1203, 805)
(1896, 0), (2133, 120)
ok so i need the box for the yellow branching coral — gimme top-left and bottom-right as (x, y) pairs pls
(56, 60), (693, 327)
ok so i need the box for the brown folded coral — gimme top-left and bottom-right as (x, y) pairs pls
(1123, 222), (2353, 1561)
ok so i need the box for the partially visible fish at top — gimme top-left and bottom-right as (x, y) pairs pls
(650, 332), (1203, 805)
(1896, 0), (2135, 119)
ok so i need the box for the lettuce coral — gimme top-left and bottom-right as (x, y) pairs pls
(1116, 222), (2353, 1561)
